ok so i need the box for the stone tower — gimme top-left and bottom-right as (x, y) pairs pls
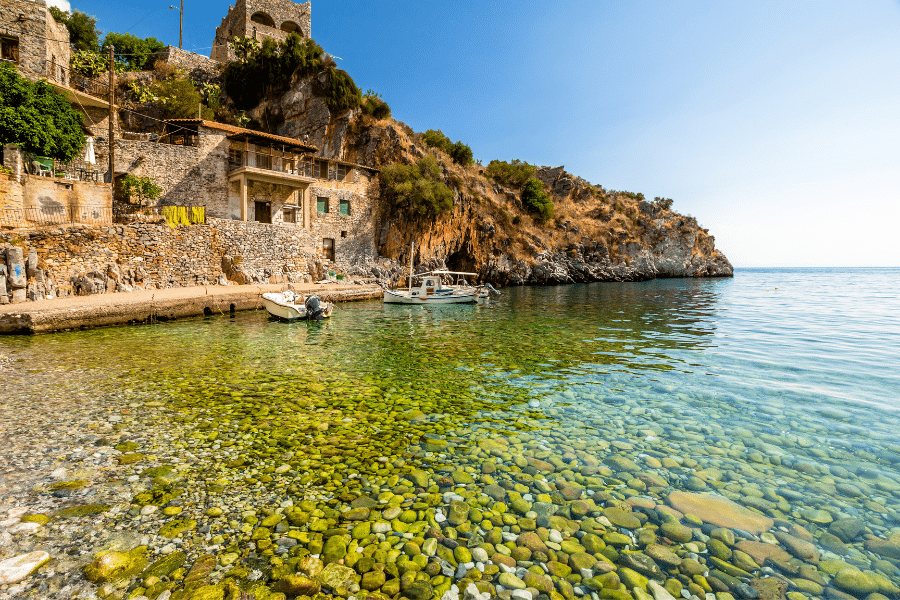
(211, 0), (312, 63)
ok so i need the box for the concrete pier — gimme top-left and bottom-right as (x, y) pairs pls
(0, 283), (383, 334)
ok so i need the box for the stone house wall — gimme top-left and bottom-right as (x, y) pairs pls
(211, 0), (311, 63)
(43, 9), (69, 83)
(307, 168), (379, 265)
(0, 163), (112, 228)
(0, 173), (24, 219)
(0, 0), (52, 79)
(22, 175), (111, 212)
(81, 107), (113, 139)
(93, 133), (230, 214)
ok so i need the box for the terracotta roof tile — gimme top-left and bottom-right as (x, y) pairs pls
(165, 119), (318, 152)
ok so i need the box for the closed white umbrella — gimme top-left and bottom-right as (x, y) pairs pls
(84, 137), (95, 165)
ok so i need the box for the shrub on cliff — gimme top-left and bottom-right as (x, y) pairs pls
(325, 68), (362, 114)
(381, 155), (454, 219)
(224, 34), (365, 114)
(654, 196), (674, 210)
(522, 177), (554, 222)
(485, 159), (536, 187)
(0, 63), (85, 162)
(150, 76), (213, 120)
(422, 129), (474, 166)
(361, 90), (391, 120)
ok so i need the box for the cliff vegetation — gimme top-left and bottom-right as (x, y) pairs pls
(114, 33), (733, 285)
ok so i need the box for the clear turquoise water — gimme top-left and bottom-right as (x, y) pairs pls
(2, 267), (899, 598)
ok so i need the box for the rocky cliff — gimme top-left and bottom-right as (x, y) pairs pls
(238, 75), (733, 285)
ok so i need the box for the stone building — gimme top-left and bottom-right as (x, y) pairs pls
(0, 0), (69, 83)
(93, 119), (379, 264)
(211, 0), (311, 63)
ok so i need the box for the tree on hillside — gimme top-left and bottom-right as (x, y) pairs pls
(0, 64), (85, 162)
(102, 33), (165, 70)
(522, 177), (554, 222)
(380, 155), (454, 219)
(49, 8), (99, 53)
(421, 129), (474, 166)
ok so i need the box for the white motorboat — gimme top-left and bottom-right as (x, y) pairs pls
(384, 242), (500, 304)
(262, 291), (334, 320)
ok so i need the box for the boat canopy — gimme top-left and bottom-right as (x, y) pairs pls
(419, 270), (478, 277)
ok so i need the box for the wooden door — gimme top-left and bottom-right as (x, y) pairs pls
(255, 201), (271, 223)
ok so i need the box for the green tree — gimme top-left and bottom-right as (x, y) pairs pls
(102, 33), (165, 71)
(69, 49), (108, 78)
(50, 9), (99, 53)
(521, 177), (554, 222)
(449, 140), (474, 166)
(0, 63), (85, 162)
(119, 174), (162, 204)
(381, 155), (454, 218)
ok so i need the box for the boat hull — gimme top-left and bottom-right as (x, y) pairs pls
(383, 289), (479, 305)
(262, 293), (333, 320)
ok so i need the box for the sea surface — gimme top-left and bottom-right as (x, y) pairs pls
(0, 267), (898, 599)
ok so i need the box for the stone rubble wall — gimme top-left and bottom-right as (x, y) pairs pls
(151, 46), (223, 84)
(0, 216), (382, 304)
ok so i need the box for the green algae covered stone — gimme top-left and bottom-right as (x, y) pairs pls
(159, 518), (197, 538)
(83, 548), (148, 584)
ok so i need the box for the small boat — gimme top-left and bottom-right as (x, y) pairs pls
(383, 271), (500, 305)
(262, 291), (334, 320)
(384, 244), (500, 305)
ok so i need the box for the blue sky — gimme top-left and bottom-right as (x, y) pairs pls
(59, 0), (900, 267)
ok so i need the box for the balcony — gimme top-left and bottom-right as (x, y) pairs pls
(44, 61), (110, 108)
(228, 149), (317, 185)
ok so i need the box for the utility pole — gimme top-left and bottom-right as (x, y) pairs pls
(179, 0), (183, 49)
(108, 44), (115, 193)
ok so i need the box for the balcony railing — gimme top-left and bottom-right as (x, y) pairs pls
(228, 150), (318, 177)
(44, 60), (110, 100)
(27, 154), (104, 183)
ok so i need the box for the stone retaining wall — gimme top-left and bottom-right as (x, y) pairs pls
(0, 217), (379, 304)
(151, 46), (222, 83)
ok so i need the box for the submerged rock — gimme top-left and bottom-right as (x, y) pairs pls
(0, 551), (50, 585)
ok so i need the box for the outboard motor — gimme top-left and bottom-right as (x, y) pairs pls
(304, 295), (326, 320)
(483, 283), (501, 297)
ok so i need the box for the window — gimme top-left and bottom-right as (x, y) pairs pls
(316, 160), (328, 179)
(340, 230), (347, 238)
(317, 197), (329, 213)
(1, 37), (19, 64)
(339, 199), (350, 216)
(283, 207), (295, 223)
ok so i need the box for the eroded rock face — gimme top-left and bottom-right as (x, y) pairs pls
(238, 75), (733, 285)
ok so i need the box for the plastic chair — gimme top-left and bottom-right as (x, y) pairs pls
(32, 159), (52, 176)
